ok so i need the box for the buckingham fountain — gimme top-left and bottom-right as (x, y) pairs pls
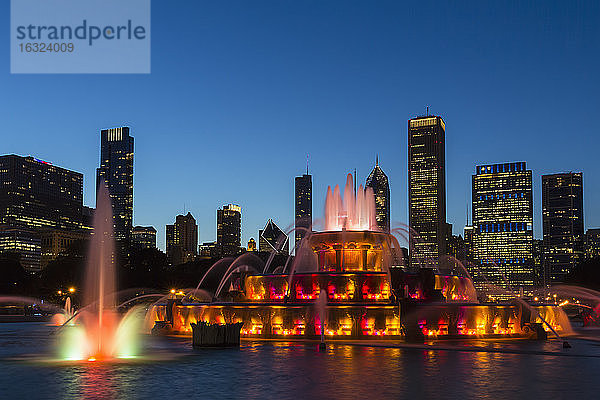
(146, 175), (571, 342)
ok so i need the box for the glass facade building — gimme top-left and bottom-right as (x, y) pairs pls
(294, 173), (312, 248)
(259, 219), (289, 256)
(408, 116), (446, 268)
(542, 172), (584, 284)
(217, 204), (242, 256)
(0, 225), (41, 272)
(96, 127), (134, 244)
(471, 162), (534, 298)
(365, 157), (390, 232)
(0, 155), (83, 230)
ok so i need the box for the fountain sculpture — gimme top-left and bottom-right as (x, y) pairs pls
(147, 174), (571, 341)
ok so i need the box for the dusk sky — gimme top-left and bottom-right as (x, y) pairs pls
(1, 0), (598, 251)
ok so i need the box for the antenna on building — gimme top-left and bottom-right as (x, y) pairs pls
(426, 106), (429, 116)
(306, 153), (309, 175)
(376, 154), (379, 166)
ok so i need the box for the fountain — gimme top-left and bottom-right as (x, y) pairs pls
(56, 182), (143, 361)
(146, 174), (571, 342)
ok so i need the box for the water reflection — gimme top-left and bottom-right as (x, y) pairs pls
(1, 325), (600, 399)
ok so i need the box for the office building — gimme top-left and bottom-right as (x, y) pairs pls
(585, 228), (600, 259)
(471, 162), (534, 297)
(408, 115), (446, 268)
(295, 171), (312, 248)
(0, 155), (83, 231)
(166, 213), (197, 265)
(542, 172), (584, 284)
(132, 226), (157, 250)
(217, 204), (242, 256)
(365, 156), (390, 232)
(0, 225), (41, 272)
(199, 241), (219, 258)
(96, 127), (134, 244)
(259, 219), (289, 256)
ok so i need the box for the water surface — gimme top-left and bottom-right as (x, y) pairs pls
(1, 323), (599, 399)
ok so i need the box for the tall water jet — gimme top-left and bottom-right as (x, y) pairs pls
(324, 173), (378, 231)
(83, 181), (117, 359)
(57, 182), (141, 361)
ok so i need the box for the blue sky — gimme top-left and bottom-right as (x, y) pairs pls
(1, 0), (599, 250)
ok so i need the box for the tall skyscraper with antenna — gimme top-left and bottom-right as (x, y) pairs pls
(294, 159), (312, 249)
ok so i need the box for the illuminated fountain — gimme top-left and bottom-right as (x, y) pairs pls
(147, 174), (571, 341)
(56, 183), (143, 361)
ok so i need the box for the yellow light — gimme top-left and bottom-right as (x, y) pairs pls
(534, 297), (538, 301)
(170, 289), (176, 294)
(69, 287), (75, 293)
(57, 290), (62, 295)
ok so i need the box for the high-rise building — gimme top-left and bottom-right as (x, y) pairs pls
(444, 223), (465, 269)
(585, 228), (600, 259)
(217, 204), (241, 256)
(96, 127), (134, 244)
(295, 171), (312, 248)
(0, 155), (84, 231)
(533, 239), (545, 287)
(471, 162), (534, 298)
(132, 226), (157, 250)
(166, 213), (197, 265)
(365, 156), (390, 232)
(0, 225), (41, 272)
(247, 238), (257, 252)
(541, 172), (584, 284)
(463, 225), (475, 265)
(259, 219), (289, 256)
(408, 115), (446, 268)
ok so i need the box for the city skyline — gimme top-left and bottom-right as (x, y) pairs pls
(1, 1), (598, 250)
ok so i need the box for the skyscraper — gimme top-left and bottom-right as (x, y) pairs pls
(295, 170), (312, 248)
(259, 219), (289, 256)
(0, 155), (84, 231)
(0, 225), (41, 272)
(585, 228), (600, 259)
(365, 156), (390, 232)
(166, 213), (197, 265)
(471, 162), (534, 297)
(132, 226), (157, 250)
(408, 115), (446, 268)
(542, 172), (584, 284)
(217, 204), (241, 256)
(96, 127), (134, 244)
